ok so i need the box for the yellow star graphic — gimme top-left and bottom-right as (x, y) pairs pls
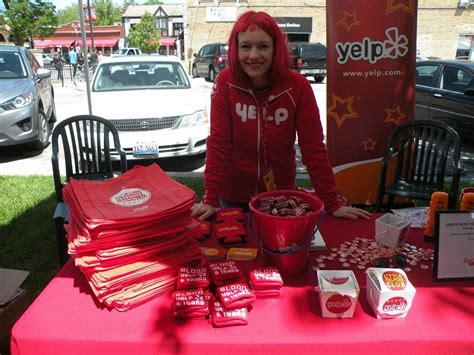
(362, 137), (376, 151)
(327, 93), (359, 128)
(337, 11), (360, 32)
(384, 105), (406, 126)
(385, 0), (415, 16)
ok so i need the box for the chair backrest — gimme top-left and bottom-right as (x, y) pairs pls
(51, 115), (127, 202)
(385, 120), (461, 189)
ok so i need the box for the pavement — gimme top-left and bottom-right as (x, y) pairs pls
(0, 77), (473, 183)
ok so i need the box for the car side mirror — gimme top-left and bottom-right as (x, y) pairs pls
(464, 88), (474, 97)
(193, 53), (197, 58)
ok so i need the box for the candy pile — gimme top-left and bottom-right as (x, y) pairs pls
(312, 237), (434, 273)
(249, 267), (283, 298)
(257, 195), (313, 217)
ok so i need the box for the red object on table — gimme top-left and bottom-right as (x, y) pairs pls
(11, 215), (474, 354)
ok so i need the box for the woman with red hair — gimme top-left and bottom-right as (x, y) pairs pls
(192, 11), (370, 220)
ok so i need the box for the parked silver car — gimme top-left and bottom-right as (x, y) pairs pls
(0, 45), (56, 150)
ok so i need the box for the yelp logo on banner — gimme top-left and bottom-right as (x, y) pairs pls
(110, 188), (151, 207)
(336, 27), (409, 64)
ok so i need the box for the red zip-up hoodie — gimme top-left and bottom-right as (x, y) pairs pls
(203, 68), (342, 214)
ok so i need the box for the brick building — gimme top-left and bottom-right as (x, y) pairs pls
(184, 0), (474, 65)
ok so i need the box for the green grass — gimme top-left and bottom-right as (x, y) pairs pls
(0, 176), (58, 300)
(0, 175), (470, 304)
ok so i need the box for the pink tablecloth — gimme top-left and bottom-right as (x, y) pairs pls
(11, 215), (474, 355)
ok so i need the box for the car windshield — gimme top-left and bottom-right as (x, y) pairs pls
(299, 44), (326, 59)
(114, 49), (128, 55)
(0, 51), (28, 79)
(92, 61), (191, 91)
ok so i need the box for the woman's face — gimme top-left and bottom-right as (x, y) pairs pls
(237, 28), (274, 88)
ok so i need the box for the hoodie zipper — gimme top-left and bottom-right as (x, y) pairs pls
(228, 83), (294, 196)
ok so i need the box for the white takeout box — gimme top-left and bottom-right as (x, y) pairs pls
(375, 213), (411, 248)
(365, 267), (416, 319)
(316, 270), (359, 318)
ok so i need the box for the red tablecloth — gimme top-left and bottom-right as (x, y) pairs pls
(11, 215), (474, 355)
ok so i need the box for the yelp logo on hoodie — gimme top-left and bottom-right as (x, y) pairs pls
(235, 102), (289, 125)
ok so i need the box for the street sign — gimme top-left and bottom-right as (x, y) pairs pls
(83, 6), (96, 23)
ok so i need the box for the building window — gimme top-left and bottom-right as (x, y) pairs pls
(173, 23), (183, 37)
(456, 34), (473, 60)
(156, 17), (167, 30)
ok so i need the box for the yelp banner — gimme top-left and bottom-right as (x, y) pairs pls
(326, 0), (417, 204)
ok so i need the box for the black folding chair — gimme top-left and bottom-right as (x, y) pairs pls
(375, 120), (462, 212)
(51, 115), (127, 265)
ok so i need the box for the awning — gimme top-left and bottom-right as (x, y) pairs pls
(34, 39), (75, 48)
(93, 38), (118, 47)
(159, 37), (176, 46)
(34, 39), (52, 48)
(77, 38), (119, 47)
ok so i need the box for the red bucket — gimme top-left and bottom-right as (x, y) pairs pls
(249, 190), (324, 278)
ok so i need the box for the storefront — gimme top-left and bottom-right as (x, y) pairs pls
(33, 22), (122, 56)
(274, 17), (313, 43)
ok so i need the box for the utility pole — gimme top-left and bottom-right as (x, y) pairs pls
(86, 0), (95, 55)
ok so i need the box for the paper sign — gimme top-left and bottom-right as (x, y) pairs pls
(434, 211), (474, 281)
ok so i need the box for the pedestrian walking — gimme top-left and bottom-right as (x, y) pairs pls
(69, 47), (78, 78)
(53, 52), (64, 86)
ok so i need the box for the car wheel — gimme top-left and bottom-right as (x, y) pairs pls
(314, 75), (325, 83)
(31, 109), (50, 150)
(192, 66), (199, 78)
(208, 67), (216, 82)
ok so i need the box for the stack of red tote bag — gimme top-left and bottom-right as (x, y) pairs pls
(62, 163), (204, 311)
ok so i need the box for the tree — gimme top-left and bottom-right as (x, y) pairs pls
(127, 12), (159, 54)
(143, 0), (162, 4)
(94, 0), (121, 26)
(5, 0), (57, 46)
(56, 3), (79, 25)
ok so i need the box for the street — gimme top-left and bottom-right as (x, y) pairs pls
(0, 76), (472, 182)
(0, 76), (327, 176)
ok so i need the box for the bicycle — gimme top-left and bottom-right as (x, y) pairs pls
(73, 63), (96, 85)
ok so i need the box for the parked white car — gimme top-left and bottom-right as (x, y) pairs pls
(90, 55), (209, 160)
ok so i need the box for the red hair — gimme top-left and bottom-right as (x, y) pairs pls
(227, 11), (290, 84)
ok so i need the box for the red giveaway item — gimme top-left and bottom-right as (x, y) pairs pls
(249, 267), (284, 290)
(197, 220), (211, 237)
(253, 289), (282, 299)
(215, 220), (246, 244)
(216, 208), (244, 223)
(210, 300), (248, 328)
(209, 261), (242, 285)
(177, 266), (210, 290)
(172, 288), (210, 311)
(217, 281), (255, 309)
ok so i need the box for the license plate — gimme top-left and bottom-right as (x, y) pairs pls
(301, 69), (316, 74)
(133, 142), (159, 157)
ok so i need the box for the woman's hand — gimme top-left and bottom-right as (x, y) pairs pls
(332, 206), (371, 220)
(191, 203), (216, 220)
